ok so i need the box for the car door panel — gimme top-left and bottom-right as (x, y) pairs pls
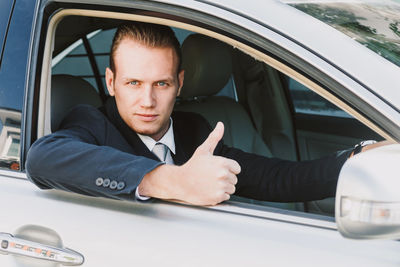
(2, 175), (400, 266)
(294, 114), (383, 160)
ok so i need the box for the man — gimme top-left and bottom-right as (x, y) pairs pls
(26, 22), (387, 206)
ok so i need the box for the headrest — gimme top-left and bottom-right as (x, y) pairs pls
(51, 74), (102, 131)
(180, 34), (232, 98)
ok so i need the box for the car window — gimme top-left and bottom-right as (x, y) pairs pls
(0, 108), (21, 171)
(0, 0), (31, 171)
(52, 24), (237, 101)
(286, 76), (350, 118)
(283, 0), (400, 68)
(52, 30), (101, 91)
(41, 10), (383, 220)
(0, 0), (15, 68)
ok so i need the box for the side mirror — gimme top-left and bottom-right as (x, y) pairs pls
(335, 144), (400, 239)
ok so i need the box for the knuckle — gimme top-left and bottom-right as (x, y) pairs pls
(219, 169), (230, 178)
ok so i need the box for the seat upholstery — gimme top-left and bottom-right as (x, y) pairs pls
(175, 34), (301, 210)
(175, 34), (272, 157)
(51, 74), (102, 132)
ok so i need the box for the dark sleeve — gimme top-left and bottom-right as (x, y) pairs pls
(218, 144), (352, 202)
(25, 105), (162, 201)
(179, 112), (352, 203)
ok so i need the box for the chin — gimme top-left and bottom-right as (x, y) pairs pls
(130, 120), (169, 140)
(133, 124), (161, 138)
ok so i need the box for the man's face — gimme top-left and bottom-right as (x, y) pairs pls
(106, 38), (184, 141)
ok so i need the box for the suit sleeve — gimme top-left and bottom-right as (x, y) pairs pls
(185, 109), (353, 203)
(218, 144), (352, 202)
(25, 105), (162, 201)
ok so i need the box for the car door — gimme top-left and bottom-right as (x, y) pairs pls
(1, 0), (400, 266)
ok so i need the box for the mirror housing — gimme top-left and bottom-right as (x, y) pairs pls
(335, 144), (400, 239)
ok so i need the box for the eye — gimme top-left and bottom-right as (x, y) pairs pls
(157, 81), (167, 86)
(129, 81), (139, 86)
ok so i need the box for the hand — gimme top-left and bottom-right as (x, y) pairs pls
(139, 122), (241, 206)
(350, 140), (396, 157)
(176, 122), (241, 205)
(361, 140), (396, 153)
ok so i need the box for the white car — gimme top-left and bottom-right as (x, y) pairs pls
(1, 0), (400, 266)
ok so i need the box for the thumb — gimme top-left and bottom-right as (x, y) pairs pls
(197, 122), (224, 155)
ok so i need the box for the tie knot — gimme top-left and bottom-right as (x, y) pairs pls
(152, 142), (167, 162)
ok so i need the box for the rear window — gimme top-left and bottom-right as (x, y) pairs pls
(0, 0), (15, 67)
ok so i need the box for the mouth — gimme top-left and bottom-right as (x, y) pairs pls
(135, 113), (159, 122)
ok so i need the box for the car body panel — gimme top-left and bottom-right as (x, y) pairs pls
(1, 175), (400, 266)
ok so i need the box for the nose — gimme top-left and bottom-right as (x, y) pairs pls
(140, 84), (156, 108)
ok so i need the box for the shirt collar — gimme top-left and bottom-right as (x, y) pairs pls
(137, 118), (176, 155)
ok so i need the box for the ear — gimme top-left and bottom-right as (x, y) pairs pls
(105, 67), (115, 96)
(177, 69), (184, 96)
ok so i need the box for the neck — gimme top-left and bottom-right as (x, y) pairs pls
(148, 119), (171, 141)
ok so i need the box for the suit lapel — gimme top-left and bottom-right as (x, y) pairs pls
(172, 133), (188, 165)
(171, 113), (190, 165)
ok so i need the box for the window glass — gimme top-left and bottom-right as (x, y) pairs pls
(52, 47), (96, 88)
(284, 0), (400, 67)
(68, 42), (86, 55)
(90, 29), (115, 90)
(0, 109), (21, 170)
(0, 0), (15, 67)
(215, 75), (236, 100)
(287, 77), (350, 118)
(0, 0), (32, 171)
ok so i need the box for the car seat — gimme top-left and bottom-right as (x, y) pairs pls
(51, 74), (102, 132)
(175, 34), (272, 157)
(175, 34), (300, 210)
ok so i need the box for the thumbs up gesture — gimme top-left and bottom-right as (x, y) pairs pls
(177, 122), (241, 205)
(139, 122), (241, 206)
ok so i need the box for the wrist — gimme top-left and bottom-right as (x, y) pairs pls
(350, 140), (377, 157)
(139, 164), (182, 200)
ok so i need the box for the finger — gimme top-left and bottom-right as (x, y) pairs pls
(223, 193), (230, 202)
(225, 183), (236, 195)
(226, 172), (238, 185)
(225, 159), (241, 175)
(196, 122), (224, 155)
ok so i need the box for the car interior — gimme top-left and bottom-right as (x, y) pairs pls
(46, 15), (383, 217)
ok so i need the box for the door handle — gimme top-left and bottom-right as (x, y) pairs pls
(0, 232), (84, 266)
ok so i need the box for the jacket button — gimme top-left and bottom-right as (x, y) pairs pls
(117, 181), (125, 190)
(103, 178), (111, 187)
(95, 177), (104, 186)
(110, 180), (118, 190)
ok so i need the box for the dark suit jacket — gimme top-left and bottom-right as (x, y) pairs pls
(26, 97), (351, 202)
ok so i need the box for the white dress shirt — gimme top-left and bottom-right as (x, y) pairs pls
(135, 118), (176, 200)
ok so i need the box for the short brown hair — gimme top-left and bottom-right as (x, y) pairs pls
(109, 22), (182, 73)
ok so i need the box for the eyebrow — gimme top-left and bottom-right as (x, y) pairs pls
(121, 77), (175, 83)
